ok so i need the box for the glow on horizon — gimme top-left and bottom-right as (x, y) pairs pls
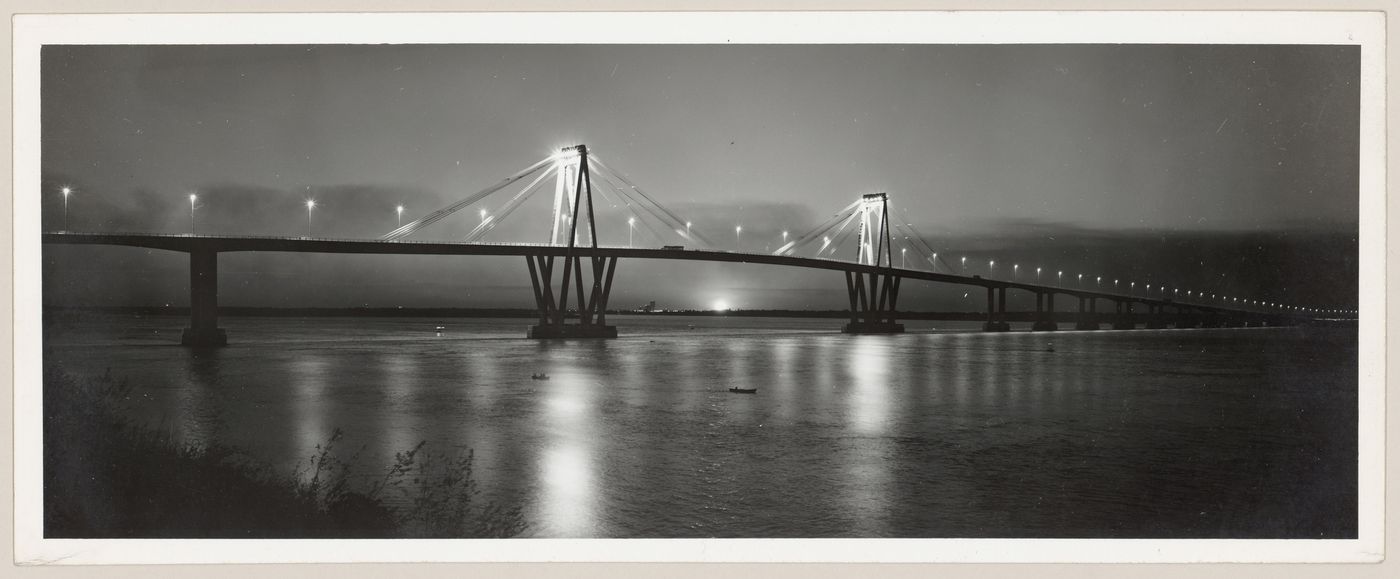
(712, 299), (730, 311)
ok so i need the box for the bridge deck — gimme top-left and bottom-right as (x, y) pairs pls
(42, 232), (1283, 317)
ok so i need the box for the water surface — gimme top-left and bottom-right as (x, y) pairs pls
(44, 314), (1358, 538)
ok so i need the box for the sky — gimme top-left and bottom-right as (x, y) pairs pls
(40, 44), (1360, 312)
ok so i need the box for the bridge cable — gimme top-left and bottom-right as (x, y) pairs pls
(587, 166), (680, 247)
(589, 155), (719, 248)
(462, 163), (558, 243)
(771, 199), (861, 256)
(380, 154), (554, 241)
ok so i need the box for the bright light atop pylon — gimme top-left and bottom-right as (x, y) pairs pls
(553, 146), (582, 161)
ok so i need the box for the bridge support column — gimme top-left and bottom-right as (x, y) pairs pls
(525, 255), (619, 339)
(842, 271), (904, 334)
(982, 286), (1011, 332)
(1075, 296), (1099, 330)
(1032, 291), (1058, 331)
(1112, 300), (1136, 330)
(181, 249), (227, 347)
(1174, 307), (1199, 329)
(1145, 304), (1168, 329)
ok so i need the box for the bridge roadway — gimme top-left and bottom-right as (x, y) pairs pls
(43, 232), (1296, 344)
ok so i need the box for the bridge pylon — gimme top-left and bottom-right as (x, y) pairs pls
(527, 145), (618, 339)
(842, 193), (904, 334)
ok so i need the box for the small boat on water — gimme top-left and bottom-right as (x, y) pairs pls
(531, 373), (550, 380)
(728, 387), (757, 394)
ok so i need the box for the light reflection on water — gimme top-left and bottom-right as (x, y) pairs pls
(45, 314), (1359, 538)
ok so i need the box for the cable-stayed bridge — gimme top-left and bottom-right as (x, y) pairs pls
(42, 145), (1347, 347)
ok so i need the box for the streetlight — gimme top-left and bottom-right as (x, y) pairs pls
(479, 208), (487, 225)
(396, 205), (404, 228)
(61, 186), (72, 231)
(306, 199), (316, 237)
(1096, 276), (1101, 287)
(901, 247), (907, 268)
(189, 193), (197, 234)
(1013, 264), (1019, 280)
(1114, 279), (1119, 290)
(686, 221), (692, 238)
(1077, 273), (1083, 287)
(989, 260), (996, 277)
(961, 256), (967, 273)
(1036, 266), (1042, 281)
(1058, 271), (1063, 285)
(735, 225), (742, 251)
(782, 230), (788, 244)
(1130, 282), (1136, 295)
(628, 216), (636, 247)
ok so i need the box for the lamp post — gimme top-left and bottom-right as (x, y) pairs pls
(396, 205), (404, 228)
(782, 230), (788, 244)
(735, 225), (742, 252)
(902, 247), (907, 268)
(628, 216), (636, 247)
(61, 186), (72, 231)
(479, 208), (487, 225)
(306, 199), (315, 237)
(189, 193), (197, 234)
(989, 260), (996, 277)
(961, 256), (967, 273)
(1036, 266), (1042, 281)
(1058, 271), (1063, 286)
(686, 221), (692, 238)
(1013, 264), (1019, 281)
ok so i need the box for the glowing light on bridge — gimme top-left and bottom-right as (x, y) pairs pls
(189, 193), (198, 235)
(305, 199), (316, 237)
(1013, 264), (1019, 280)
(735, 225), (742, 251)
(1036, 266), (1042, 281)
(396, 205), (404, 228)
(901, 247), (907, 268)
(628, 216), (636, 247)
(60, 186), (73, 231)
(961, 256), (967, 273)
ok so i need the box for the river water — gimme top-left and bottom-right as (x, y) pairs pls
(43, 314), (1358, 538)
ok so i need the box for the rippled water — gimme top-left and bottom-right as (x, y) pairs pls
(44, 314), (1358, 538)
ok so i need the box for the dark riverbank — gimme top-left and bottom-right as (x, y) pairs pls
(44, 367), (527, 538)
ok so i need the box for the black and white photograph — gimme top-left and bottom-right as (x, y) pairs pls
(12, 10), (1385, 565)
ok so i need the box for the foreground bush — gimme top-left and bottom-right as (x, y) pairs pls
(43, 367), (526, 538)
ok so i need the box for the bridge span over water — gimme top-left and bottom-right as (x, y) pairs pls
(43, 145), (1328, 346)
(43, 231), (1308, 347)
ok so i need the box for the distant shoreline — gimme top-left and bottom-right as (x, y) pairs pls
(41, 305), (1357, 325)
(43, 305), (995, 321)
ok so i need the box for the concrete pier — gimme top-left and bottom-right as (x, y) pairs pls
(181, 249), (227, 347)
